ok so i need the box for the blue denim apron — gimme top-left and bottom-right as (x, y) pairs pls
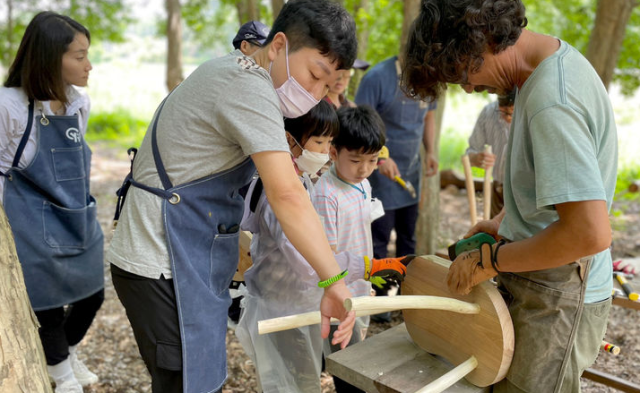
(368, 60), (427, 210)
(118, 98), (256, 393)
(1, 100), (104, 311)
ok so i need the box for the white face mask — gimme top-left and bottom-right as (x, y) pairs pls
(292, 139), (329, 175)
(269, 39), (319, 118)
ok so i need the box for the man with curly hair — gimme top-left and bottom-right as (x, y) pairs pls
(401, 1), (617, 392)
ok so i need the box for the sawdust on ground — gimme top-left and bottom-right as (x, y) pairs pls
(77, 143), (639, 393)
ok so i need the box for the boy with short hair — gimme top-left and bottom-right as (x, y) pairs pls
(237, 101), (408, 393)
(312, 105), (401, 392)
(107, 1), (363, 392)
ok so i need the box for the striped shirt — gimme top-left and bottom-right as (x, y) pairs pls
(466, 101), (511, 182)
(311, 165), (373, 297)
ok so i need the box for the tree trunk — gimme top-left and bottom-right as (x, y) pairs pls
(400, 0), (443, 256)
(271, 0), (284, 19)
(347, 0), (370, 99)
(165, 0), (184, 91)
(586, 0), (637, 89)
(2, 0), (14, 70)
(400, 0), (420, 57)
(236, 0), (260, 25)
(415, 97), (445, 256)
(0, 206), (52, 393)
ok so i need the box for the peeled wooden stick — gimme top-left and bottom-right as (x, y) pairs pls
(259, 295), (480, 335)
(414, 356), (479, 393)
(461, 155), (477, 226)
(483, 145), (493, 220)
(600, 340), (621, 355)
(344, 295), (480, 315)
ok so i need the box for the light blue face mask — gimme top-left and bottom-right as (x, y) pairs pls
(269, 39), (320, 118)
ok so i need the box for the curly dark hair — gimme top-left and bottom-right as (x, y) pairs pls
(401, 0), (527, 100)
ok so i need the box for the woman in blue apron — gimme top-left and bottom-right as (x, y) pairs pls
(0, 12), (104, 393)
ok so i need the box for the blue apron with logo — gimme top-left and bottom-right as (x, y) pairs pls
(118, 97), (256, 393)
(1, 100), (104, 311)
(368, 60), (427, 210)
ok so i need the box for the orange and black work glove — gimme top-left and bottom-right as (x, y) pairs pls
(447, 242), (500, 295)
(364, 255), (415, 288)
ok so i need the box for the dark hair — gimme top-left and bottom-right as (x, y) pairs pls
(333, 105), (386, 154)
(264, 0), (357, 70)
(4, 11), (90, 104)
(401, 0), (527, 100)
(498, 89), (516, 107)
(285, 100), (340, 146)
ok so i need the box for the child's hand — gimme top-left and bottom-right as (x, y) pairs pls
(364, 255), (414, 287)
(320, 281), (355, 349)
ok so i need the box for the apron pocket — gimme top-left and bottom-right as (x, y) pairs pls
(52, 146), (86, 181)
(43, 199), (97, 248)
(209, 232), (240, 295)
(156, 341), (183, 371)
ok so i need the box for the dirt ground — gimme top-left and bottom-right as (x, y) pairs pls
(78, 143), (639, 393)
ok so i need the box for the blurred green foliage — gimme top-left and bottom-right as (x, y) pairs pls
(86, 109), (148, 148)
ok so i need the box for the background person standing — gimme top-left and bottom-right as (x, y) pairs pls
(0, 11), (104, 393)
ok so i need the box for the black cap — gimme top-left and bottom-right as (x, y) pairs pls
(352, 59), (370, 70)
(232, 21), (270, 49)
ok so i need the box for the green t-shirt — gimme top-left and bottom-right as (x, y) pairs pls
(499, 40), (618, 303)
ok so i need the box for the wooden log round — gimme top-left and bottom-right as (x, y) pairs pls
(402, 256), (514, 387)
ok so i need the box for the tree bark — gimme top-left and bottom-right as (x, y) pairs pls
(415, 97), (445, 256)
(400, 0), (420, 57)
(2, 0), (14, 70)
(586, 0), (637, 89)
(166, 0), (184, 91)
(347, 0), (370, 99)
(271, 0), (284, 19)
(0, 206), (51, 393)
(236, 0), (260, 25)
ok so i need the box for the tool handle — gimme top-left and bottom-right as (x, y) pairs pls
(394, 175), (407, 188)
(615, 273), (639, 301)
(483, 145), (493, 219)
(461, 155), (477, 226)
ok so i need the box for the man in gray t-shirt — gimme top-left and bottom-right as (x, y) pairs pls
(107, 1), (361, 392)
(402, 1), (617, 392)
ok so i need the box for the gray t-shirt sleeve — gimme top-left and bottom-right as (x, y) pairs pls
(529, 104), (607, 209)
(214, 64), (289, 157)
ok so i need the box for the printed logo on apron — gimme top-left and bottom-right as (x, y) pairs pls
(66, 127), (82, 143)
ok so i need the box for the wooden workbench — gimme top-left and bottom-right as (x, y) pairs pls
(325, 323), (490, 393)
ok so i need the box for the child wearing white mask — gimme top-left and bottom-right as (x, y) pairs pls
(236, 100), (410, 393)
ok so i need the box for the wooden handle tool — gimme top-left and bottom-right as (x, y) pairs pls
(461, 155), (477, 226)
(483, 145), (493, 220)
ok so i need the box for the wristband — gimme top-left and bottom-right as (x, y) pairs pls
(491, 239), (506, 273)
(318, 269), (349, 288)
(363, 256), (371, 280)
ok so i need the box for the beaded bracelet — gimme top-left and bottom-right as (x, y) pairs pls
(318, 269), (349, 288)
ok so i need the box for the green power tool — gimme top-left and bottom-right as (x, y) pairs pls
(448, 232), (497, 260)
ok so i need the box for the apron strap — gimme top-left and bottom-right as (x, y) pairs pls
(1, 99), (35, 178)
(13, 99), (36, 168)
(151, 97), (173, 191)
